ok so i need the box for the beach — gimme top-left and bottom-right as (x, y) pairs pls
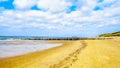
(0, 40), (120, 68)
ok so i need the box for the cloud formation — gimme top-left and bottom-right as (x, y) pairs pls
(0, 0), (120, 36)
(13, 0), (37, 9)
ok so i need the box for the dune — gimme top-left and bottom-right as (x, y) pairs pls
(0, 40), (120, 68)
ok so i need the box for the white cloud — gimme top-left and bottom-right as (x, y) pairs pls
(13, 0), (72, 12)
(76, 0), (97, 11)
(101, 0), (116, 4)
(0, 0), (120, 34)
(37, 0), (72, 12)
(28, 23), (57, 29)
(13, 0), (37, 9)
(0, 10), (60, 29)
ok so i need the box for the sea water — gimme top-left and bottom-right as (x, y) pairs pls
(0, 40), (62, 58)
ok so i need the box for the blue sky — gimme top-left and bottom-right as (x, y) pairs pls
(0, 0), (120, 37)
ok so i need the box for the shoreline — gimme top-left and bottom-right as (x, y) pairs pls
(0, 40), (120, 68)
(0, 40), (63, 59)
(0, 40), (83, 68)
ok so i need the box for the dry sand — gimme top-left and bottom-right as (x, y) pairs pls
(69, 40), (120, 68)
(0, 40), (120, 68)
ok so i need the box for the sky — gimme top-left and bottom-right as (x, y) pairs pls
(0, 0), (120, 37)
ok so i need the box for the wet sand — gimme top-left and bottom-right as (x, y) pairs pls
(0, 40), (62, 58)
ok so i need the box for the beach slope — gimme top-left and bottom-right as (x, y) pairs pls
(0, 41), (84, 68)
(0, 40), (120, 68)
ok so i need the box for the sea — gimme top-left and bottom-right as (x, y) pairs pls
(0, 36), (62, 58)
(0, 36), (55, 40)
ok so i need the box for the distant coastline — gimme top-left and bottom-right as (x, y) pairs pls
(1, 31), (120, 40)
(0, 36), (120, 41)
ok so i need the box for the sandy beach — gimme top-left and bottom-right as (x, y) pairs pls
(0, 0), (120, 67)
(0, 40), (120, 68)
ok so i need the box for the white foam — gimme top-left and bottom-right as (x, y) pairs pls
(0, 40), (62, 58)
